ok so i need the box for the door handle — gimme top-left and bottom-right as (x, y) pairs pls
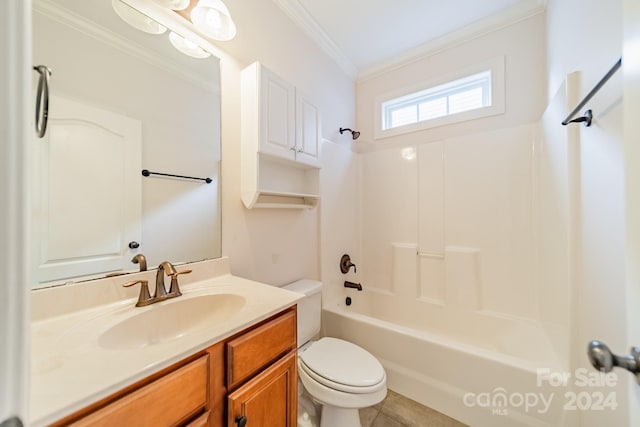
(587, 340), (640, 383)
(33, 65), (52, 139)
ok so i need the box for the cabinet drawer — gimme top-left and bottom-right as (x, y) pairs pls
(69, 355), (209, 427)
(227, 310), (296, 389)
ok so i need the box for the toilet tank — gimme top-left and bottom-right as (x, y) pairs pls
(282, 279), (322, 345)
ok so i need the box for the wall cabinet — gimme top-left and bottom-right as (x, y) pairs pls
(53, 307), (297, 427)
(241, 62), (321, 209)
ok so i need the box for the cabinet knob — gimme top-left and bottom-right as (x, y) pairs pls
(235, 415), (247, 427)
(128, 241), (140, 249)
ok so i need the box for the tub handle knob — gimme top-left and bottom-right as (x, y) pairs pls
(587, 340), (640, 383)
(340, 254), (357, 274)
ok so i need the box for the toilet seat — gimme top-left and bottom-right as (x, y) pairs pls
(298, 337), (386, 394)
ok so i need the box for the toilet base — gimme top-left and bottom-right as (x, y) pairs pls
(320, 405), (361, 427)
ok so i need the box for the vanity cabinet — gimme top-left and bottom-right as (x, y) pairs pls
(228, 352), (297, 427)
(226, 309), (297, 427)
(51, 307), (297, 427)
(65, 355), (209, 427)
(241, 62), (321, 209)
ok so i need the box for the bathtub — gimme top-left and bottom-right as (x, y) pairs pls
(322, 297), (576, 427)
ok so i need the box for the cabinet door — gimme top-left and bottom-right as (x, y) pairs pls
(228, 351), (297, 427)
(259, 67), (296, 160)
(295, 93), (321, 168)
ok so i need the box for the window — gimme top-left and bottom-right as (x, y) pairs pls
(375, 57), (505, 139)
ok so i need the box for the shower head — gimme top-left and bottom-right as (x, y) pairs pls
(340, 127), (360, 140)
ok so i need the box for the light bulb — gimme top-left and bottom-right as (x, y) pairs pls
(112, 0), (167, 34)
(190, 0), (237, 41)
(205, 9), (223, 30)
(152, 0), (190, 10)
(168, 32), (211, 59)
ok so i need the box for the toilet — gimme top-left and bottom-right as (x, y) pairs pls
(283, 280), (387, 427)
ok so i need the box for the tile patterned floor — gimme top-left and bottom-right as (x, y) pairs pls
(359, 390), (468, 427)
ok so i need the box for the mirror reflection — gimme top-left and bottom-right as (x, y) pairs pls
(32, 0), (222, 288)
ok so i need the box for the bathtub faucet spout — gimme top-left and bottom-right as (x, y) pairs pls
(344, 281), (363, 291)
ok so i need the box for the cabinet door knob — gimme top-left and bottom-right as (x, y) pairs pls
(235, 415), (247, 427)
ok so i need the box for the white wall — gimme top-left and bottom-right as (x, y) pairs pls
(319, 141), (362, 306)
(349, 14), (546, 321)
(216, 0), (355, 285)
(356, 12), (546, 151)
(545, 0), (627, 425)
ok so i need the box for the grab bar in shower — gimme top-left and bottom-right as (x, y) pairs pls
(562, 57), (622, 127)
(33, 65), (52, 138)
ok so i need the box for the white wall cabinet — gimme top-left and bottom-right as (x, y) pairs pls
(241, 62), (321, 209)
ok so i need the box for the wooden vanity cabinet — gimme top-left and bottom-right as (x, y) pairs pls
(227, 352), (297, 427)
(225, 309), (297, 427)
(51, 306), (297, 427)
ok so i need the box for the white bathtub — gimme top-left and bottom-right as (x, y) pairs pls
(322, 299), (576, 427)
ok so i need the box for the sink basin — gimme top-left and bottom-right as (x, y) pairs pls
(98, 294), (246, 350)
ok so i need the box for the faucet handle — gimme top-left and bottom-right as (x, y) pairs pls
(340, 254), (357, 274)
(168, 269), (192, 297)
(122, 279), (152, 307)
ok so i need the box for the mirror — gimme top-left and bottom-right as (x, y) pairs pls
(32, 0), (222, 288)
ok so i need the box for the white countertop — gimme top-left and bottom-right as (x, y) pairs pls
(30, 258), (302, 426)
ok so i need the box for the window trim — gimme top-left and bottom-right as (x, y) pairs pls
(374, 56), (505, 140)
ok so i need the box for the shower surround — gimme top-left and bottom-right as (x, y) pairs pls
(321, 97), (581, 425)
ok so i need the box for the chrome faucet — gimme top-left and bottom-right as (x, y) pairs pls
(122, 261), (191, 307)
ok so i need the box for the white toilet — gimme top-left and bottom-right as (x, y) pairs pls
(283, 280), (387, 427)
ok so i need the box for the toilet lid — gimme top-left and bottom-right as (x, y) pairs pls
(299, 337), (385, 388)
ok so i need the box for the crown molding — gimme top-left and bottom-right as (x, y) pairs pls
(272, 0), (358, 80)
(273, 0), (545, 83)
(357, 0), (545, 82)
(33, 0), (220, 94)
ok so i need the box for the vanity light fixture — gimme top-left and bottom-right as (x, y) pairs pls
(190, 0), (237, 41)
(151, 0), (190, 10)
(168, 32), (211, 58)
(112, 0), (167, 34)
